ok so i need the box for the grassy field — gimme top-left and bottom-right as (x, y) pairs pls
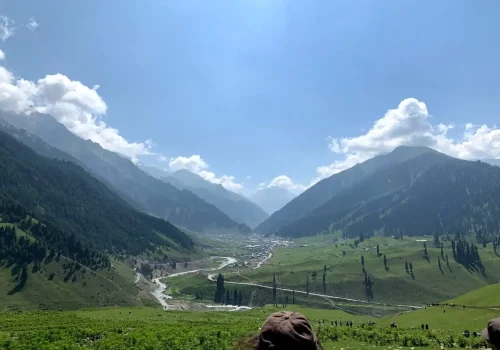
(0, 304), (493, 349)
(0, 256), (154, 311)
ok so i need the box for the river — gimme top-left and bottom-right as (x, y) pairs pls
(150, 256), (238, 310)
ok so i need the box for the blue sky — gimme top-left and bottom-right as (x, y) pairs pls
(1, 0), (500, 195)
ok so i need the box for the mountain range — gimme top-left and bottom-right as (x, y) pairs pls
(1, 112), (250, 234)
(139, 165), (269, 228)
(161, 169), (269, 228)
(257, 146), (500, 238)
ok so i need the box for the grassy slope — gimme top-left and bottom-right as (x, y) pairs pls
(447, 283), (500, 307)
(235, 235), (500, 304)
(0, 256), (146, 311)
(380, 285), (500, 332)
(381, 306), (498, 332)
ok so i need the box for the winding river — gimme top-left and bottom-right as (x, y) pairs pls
(150, 257), (239, 310)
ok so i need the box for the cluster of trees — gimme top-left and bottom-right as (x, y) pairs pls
(225, 289), (243, 306)
(405, 261), (414, 278)
(213, 274), (243, 305)
(137, 263), (154, 279)
(0, 198), (109, 294)
(452, 237), (483, 270)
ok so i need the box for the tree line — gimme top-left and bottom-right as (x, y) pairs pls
(214, 273), (244, 306)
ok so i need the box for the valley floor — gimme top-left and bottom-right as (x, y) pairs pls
(2, 233), (499, 349)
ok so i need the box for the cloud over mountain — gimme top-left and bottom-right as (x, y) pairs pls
(315, 98), (500, 182)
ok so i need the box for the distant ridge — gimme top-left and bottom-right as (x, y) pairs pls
(1, 112), (250, 234)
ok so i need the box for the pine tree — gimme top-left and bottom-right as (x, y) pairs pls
(306, 275), (309, 297)
(214, 273), (225, 303)
(233, 289), (238, 306)
(438, 256), (441, 269)
(322, 265), (327, 293)
(383, 254), (387, 269)
(361, 255), (365, 267)
(424, 242), (428, 257)
(292, 290), (295, 304)
(238, 290), (242, 306)
(440, 244), (444, 258)
(434, 233), (440, 247)
(226, 289), (230, 305)
(272, 273), (277, 305)
(376, 244), (380, 256)
(405, 261), (409, 273)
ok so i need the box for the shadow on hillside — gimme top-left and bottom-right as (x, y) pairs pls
(439, 266), (444, 275)
(447, 264), (453, 273)
(44, 253), (55, 265)
(8, 273), (28, 295)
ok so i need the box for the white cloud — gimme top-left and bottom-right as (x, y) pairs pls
(27, 17), (38, 31)
(0, 55), (153, 162)
(169, 155), (208, 173)
(168, 154), (244, 192)
(0, 49), (5, 61)
(259, 175), (306, 194)
(315, 98), (500, 183)
(199, 171), (244, 192)
(0, 16), (15, 41)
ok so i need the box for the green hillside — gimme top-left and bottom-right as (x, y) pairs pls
(0, 259), (144, 311)
(1, 113), (250, 234)
(0, 129), (193, 254)
(381, 285), (500, 331)
(381, 305), (498, 332)
(447, 283), (500, 307)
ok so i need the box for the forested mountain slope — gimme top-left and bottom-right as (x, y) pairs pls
(0, 129), (193, 254)
(0, 195), (145, 310)
(163, 169), (268, 228)
(255, 146), (438, 235)
(279, 151), (500, 238)
(1, 113), (249, 234)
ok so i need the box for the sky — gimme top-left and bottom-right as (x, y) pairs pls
(1, 0), (500, 196)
